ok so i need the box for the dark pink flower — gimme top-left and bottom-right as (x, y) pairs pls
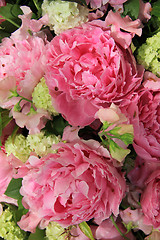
(45, 21), (143, 126)
(17, 140), (126, 232)
(141, 169), (160, 228)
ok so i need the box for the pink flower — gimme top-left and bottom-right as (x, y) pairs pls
(132, 87), (160, 161)
(45, 21), (143, 127)
(0, 0), (6, 24)
(17, 140), (126, 232)
(128, 156), (160, 189)
(11, 6), (48, 41)
(138, 0), (151, 23)
(0, 151), (22, 195)
(141, 169), (160, 228)
(90, 218), (135, 240)
(85, 0), (127, 10)
(0, 36), (46, 100)
(120, 208), (152, 235)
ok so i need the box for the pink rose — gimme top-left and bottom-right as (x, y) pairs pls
(141, 169), (160, 228)
(45, 21), (143, 127)
(17, 140), (126, 232)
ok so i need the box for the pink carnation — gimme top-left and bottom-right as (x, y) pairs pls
(141, 169), (160, 228)
(17, 140), (126, 232)
(45, 21), (143, 127)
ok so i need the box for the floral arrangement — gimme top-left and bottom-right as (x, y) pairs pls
(0, 0), (160, 239)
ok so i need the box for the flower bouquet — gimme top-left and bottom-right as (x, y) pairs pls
(0, 0), (160, 239)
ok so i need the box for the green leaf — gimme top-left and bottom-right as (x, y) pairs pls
(5, 178), (22, 200)
(119, 133), (134, 145)
(152, 0), (160, 19)
(0, 4), (22, 28)
(28, 228), (46, 240)
(79, 221), (95, 240)
(109, 139), (130, 162)
(43, 115), (69, 136)
(123, 0), (140, 20)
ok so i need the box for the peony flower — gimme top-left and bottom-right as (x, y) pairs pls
(141, 169), (160, 228)
(132, 87), (160, 161)
(45, 20), (143, 127)
(17, 139), (126, 232)
(0, 36), (46, 101)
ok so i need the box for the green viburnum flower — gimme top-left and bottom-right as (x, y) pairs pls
(5, 134), (31, 162)
(27, 131), (60, 157)
(5, 132), (60, 162)
(41, 0), (89, 34)
(46, 222), (68, 240)
(137, 31), (160, 76)
(0, 205), (27, 240)
(32, 77), (58, 115)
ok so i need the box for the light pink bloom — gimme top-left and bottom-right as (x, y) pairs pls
(0, 0), (6, 24)
(12, 105), (50, 134)
(105, 11), (142, 47)
(11, 6), (48, 41)
(91, 218), (135, 240)
(141, 169), (160, 228)
(45, 21), (143, 127)
(138, 0), (151, 23)
(143, 71), (160, 91)
(85, 0), (127, 10)
(120, 208), (152, 235)
(0, 151), (23, 195)
(0, 36), (46, 100)
(17, 140), (126, 232)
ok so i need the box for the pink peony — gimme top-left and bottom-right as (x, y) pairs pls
(141, 169), (160, 228)
(0, 36), (46, 100)
(45, 21), (143, 127)
(17, 140), (126, 232)
(132, 87), (160, 161)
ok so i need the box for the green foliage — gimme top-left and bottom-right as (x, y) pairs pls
(5, 178), (22, 200)
(43, 115), (69, 136)
(28, 227), (45, 240)
(0, 4), (22, 41)
(123, 0), (140, 20)
(0, 108), (13, 147)
(79, 221), (95, 240)
(5, 178), (28, 222)
(151, 0), (160, 19)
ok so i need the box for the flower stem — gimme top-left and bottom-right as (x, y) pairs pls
(0, 15), (20, 28)
(33, 0), (40, 12)
(110, 215), (130, 240)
